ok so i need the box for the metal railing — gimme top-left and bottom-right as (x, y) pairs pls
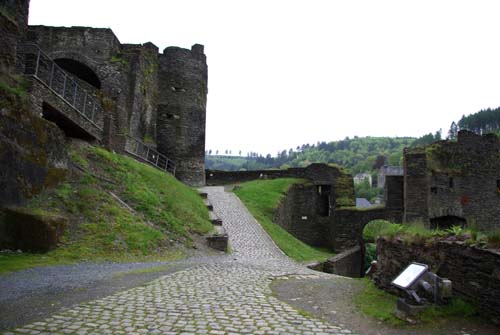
(18, 43), (103, 131)
(125, 136), (176, 175)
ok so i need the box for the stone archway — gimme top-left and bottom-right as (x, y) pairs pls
(54, 58), (101, 89)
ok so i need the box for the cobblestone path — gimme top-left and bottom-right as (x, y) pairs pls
(3, 187), (355, 335)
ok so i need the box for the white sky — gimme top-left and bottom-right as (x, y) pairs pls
(29, 0), (500, 156)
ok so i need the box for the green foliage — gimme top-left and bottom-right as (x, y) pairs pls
(234, 178), (335, 262)
(363, 220), (398, 242)
(455, 107), (500, 135)
(364, 243), (377, 272)
(206, 136), (415, 175)
(486, 229), (500, 248)
(354, 178), (379, 202)
(0, 76), (29, 105)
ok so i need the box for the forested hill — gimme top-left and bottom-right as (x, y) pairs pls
(206, 136), (417, 174)
(449, 107), (500, 138)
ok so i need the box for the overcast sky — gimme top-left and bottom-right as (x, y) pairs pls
(29, 0), (500, 156)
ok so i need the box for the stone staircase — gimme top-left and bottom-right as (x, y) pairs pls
(199, 191), (228, 251)
(17, 42), (176, 176)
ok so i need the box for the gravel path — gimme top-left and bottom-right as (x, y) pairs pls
(1, 186), (356, 335)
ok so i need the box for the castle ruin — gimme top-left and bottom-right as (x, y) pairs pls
(1, 0), (208, 203)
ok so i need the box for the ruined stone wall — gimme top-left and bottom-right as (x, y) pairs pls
(269, 163), (404, 253)
(403, 149), (429, 223)
(404, 131), (500, 231)
(0, 0), (29, 73)
(374, 238), (500, 323)
(121, 43), (159, 142)
(157, 45), (208, 186)
(206, 168), (307, 185)
(384, 175), (404, 210)
(273, 183), (330, 247)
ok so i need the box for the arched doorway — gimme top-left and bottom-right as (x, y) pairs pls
(430, 216), (466, 230)
(54, 58), (101, 89)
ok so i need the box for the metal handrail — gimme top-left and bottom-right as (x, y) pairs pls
(17, 43), (103, 131)
(124, 136), (176, 175)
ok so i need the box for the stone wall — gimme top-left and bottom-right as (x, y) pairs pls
(403, 149), (429, 223)
(0, 82), (68, 250)
(404, 131), (500, 231)
(384, 175), (403, 210)
(323, 246), (364, 278)
(273, 183), (330, 247)
(157, 45), (208, 186)
(0, 0), (29, 73)
(329, 207), (402, 251)
(206, 168), (306, 185)
(374, 237), (500, 322)
(271, 164), (403, 254)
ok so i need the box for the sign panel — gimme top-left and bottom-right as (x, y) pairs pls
(392, 263), (428, 289)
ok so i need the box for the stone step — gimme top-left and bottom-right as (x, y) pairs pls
(209, 211), (223, 226)
(206, 225), (228, 252)
(198, 192), (208, 199)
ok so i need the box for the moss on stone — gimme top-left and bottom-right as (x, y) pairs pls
(334, 173), (356, 208)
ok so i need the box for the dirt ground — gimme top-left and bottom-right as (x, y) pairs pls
(271, 275), (500, 335)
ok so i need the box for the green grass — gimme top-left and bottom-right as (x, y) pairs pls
(234, 178), (335, 262)
(354, 278), (479, 326)
(0, 143), (212, 273)
(354, 278), (404, 326)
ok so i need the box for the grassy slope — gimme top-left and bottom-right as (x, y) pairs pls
(0, 142), (212, 273)
(234, 178), (335, 263)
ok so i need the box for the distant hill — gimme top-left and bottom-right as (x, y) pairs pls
(206, 136), (416, 174)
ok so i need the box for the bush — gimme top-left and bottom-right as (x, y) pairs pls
(487, 230), (500, 248)
(363, 220), (400, 242)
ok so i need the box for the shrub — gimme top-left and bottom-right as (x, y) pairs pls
(487, 230), (500, 248)
(364, 220), (402, 242)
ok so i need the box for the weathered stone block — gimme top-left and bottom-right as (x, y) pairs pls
(206, 226), (228, 252)
(323, 245), (364, 277)
(4, 207), (68, 252)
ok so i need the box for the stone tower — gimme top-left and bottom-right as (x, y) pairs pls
(157, 44), (208, 186)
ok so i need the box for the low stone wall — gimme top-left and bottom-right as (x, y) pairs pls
(323, 245), (364, 277)
(374, 237), (500, 322)
(206, 168), (306, 185)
